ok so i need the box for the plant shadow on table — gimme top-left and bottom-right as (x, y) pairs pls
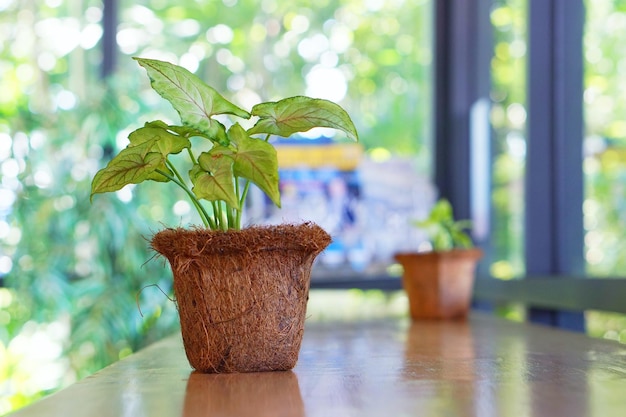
(183, 370), (305, 417)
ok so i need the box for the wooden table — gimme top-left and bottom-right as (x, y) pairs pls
(9, 313), (626, 416)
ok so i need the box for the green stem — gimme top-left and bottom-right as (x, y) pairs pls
(165, 159), (186, 185)
(232, 177), (242, 230)
(186, 147), (197, 165)
(236, 180), (251, 229)
(158, 164), (214, 230)
(211, 201), (224, 231)
(217, 202), (224, 231)
(220, 202), (228, 231)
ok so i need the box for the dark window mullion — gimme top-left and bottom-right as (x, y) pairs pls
(433, 0), (492, 241)
(526, 0), (585, 330)
(101, 0), (118, 79)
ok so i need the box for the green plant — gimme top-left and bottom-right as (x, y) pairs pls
(413, 198), (473, 251)
(91, 57), (358, 230)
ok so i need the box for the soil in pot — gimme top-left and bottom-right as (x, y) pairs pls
(151, 222), (331, 373)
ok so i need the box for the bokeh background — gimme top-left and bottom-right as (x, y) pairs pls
(2, 0), (626, 413)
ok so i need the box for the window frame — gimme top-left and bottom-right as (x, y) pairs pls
(433, 0), (614, 330)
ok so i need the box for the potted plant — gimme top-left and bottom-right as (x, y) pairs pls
(91, 57), (358, 373)
(394, 199), (482, 320)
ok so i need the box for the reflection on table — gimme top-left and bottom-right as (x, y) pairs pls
(8, 314), (626, 417)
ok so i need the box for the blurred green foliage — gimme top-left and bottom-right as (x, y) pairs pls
(489, 0), (626, 279)
(0, 0), (432, 413)
(412, 199), (473, 251)
(489, 0), (527, 280)
(4, 0), (626, 413)
(583, 0), (626, 276)
(582, 0), (626, 341)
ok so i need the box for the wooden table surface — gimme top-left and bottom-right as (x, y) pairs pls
(9, 313), (626, 417)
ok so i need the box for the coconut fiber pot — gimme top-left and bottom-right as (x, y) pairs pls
(394, 248), (483, 320)
(151, 222), (331, 373)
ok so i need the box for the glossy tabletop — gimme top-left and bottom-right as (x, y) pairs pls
(9, 313), (626, 417)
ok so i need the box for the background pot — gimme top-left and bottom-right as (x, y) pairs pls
(151, 222), (331, 373)
(394, 248), (483, 320)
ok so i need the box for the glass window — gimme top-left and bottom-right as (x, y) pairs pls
(489, 0), (527, 281)
(583, 0), (626, 276)
(583, 0), (626, 342)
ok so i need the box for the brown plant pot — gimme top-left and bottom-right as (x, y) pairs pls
(151, 222), (331, 373)
(394, 248), (483, 320)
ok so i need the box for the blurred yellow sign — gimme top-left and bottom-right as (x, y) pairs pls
(276, 143), (364, 171)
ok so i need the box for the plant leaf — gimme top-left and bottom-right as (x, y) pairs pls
(191, 154), (239, 209)
(128, 124), (191, 157)
(451, 231), (472, 249)
(91, 147), (170, 199)
(145, 120), (202, 138)
(248, 96), (358, 141)
(134, 58), (250, 139)
(228, 123), (281, 207)
(413, 199), (474, 250)
(430, 199), (453, 222)
(198, 146), (234, 171)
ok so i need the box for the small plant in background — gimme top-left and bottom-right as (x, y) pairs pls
(413, 198), (473, 251)
(398, 198), (482, 320)
(90, 58), (358, 231)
